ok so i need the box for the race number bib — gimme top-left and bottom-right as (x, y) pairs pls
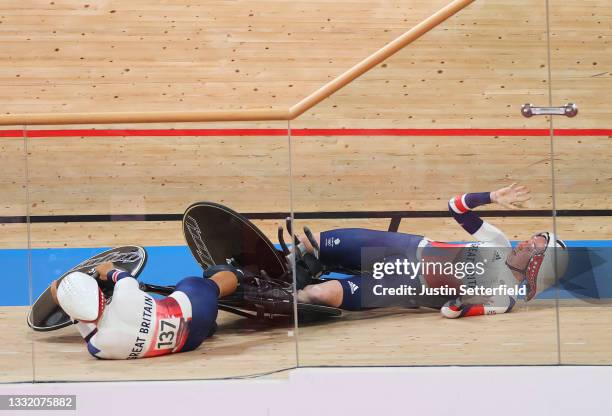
(155, 318), (181, 350)
(144, 296), (191, 358)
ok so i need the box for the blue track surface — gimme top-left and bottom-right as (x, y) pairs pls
(2, 240), (610, 306)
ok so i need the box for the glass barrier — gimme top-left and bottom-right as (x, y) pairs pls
(290, 0), (559, 366)
(0, 127), (32, 382)
(7, 0), (609, 380)
(549, 0), (612, 364)
(26, 122), (297, 381)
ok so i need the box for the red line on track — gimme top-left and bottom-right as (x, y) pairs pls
(0, 128), (611, 138)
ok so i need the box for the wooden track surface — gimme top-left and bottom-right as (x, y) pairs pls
(5, 217), (612, 250)
(2, 131), (611, 249)
(0, 1), (608, 127)
(3, 134), (559, 218)
(0, 0), (450, 116)
(1, 307), (297, 382)
(1, 0), (610, 224)
(1, 0), (611, 380)
(2, 133), (612, 222)
(3, 301), (612, 382)
(299, 302), (612, 366)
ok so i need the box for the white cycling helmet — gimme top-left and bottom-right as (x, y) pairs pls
(56, 271), (105, 322)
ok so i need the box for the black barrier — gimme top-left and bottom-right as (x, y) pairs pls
(3, 209), (612, 227)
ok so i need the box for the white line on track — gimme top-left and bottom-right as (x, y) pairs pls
(563, 342), (586, 345)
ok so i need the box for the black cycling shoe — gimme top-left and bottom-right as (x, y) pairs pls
(210, 262), (294, 315)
